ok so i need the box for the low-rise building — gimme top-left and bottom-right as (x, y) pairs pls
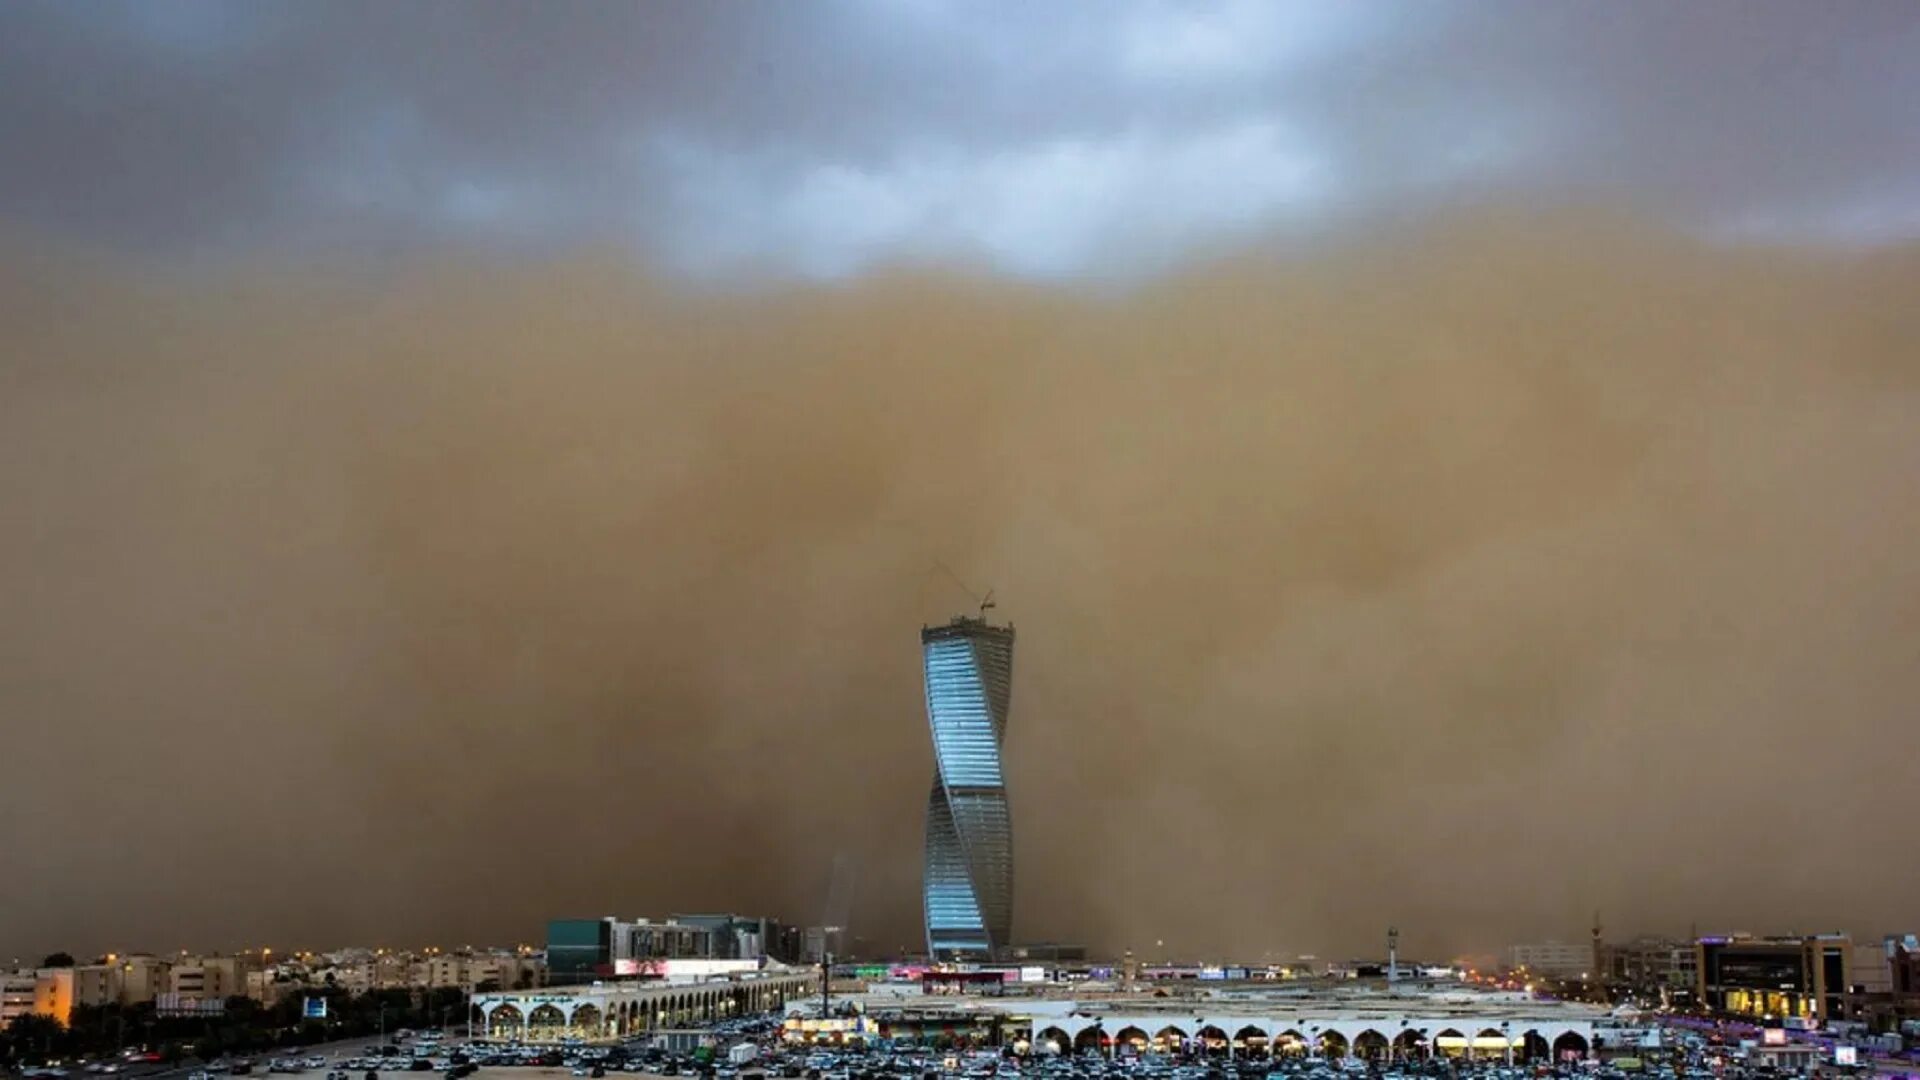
(166, 954), (259, 1004)
(244, 969), (299, 1007)
(666, 915), (796, 963)
(60, 955), (177, 1008)
(0, 969), (75, 1028)
(1598, 937), (1697, 993)
(1, 971), (41, 1028)
(549, 914), (783, 984)
(321, 960), (376, 996)
(118, 955), (171, 1005)
(304, 948), (542, 994)
(33, 969), (74, 1025)
(469, 952), (544, 991)
(71, 963), (123, 1008)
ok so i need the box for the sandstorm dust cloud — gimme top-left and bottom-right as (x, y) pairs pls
(2, 212), (1918, 962)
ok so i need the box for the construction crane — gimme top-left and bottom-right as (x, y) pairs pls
(930, 559), (998, 620)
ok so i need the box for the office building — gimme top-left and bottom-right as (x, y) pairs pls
(402, 949), (545, 991)
(800, 926), (843, 965)
(548, 914), (788, 983)
(117, 955), (171, 1005)
(71, 963), (122, 1008)
(1507, 941), (1594, 981)
(165, 954), (259, 1004)
(921, 614), (1016, 960)
(1597, 937), (1697, 992)
(548, 919), (617, 983)
(34, 969), (73, 1024)
(1696, 933), (1851, 1023)
(1852, 943), (1893, 996)
(1888, 935), (1920, 998)
(0, 969), (74, 1029)
(666, 914), (792, 962)
(244, 969), (295, 1007)
(627, 919), (716, 960)
(0, 972), (39, 1029)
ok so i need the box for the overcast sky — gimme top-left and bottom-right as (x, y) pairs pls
(4, 1), (1919, 277)
(4, 4), (1920, 965)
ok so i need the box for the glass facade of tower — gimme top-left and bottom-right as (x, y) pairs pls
(921, 616), (1015, 960)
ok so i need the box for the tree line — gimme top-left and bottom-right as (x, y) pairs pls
(0, 987), (476, 1069)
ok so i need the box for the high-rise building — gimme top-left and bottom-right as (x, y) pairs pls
(921, 615), (1016, 960)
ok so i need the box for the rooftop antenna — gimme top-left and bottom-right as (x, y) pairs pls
(930, 560), (997, 621)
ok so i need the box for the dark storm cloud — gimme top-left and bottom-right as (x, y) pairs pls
(2, 216), (1919, 962)
(1, 2), (1917, 274)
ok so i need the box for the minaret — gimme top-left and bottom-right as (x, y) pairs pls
(1591, 910), (1604, 984)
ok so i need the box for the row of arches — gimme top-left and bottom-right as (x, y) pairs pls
(480, 980), (801, 1041)
(1025, 1024), (1590, 1062)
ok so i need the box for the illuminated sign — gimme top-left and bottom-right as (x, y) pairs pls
(630, 959), (761, 979)
(156, 994), (225, 1018)
(1834, 1047), (1857, 1066)
(302, 997), (328, 1019)
(1762, 1028), (1788, 1046)
(782, 1016), (875, 1039)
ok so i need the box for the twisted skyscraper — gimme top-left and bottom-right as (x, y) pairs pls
(921, 615), (1016, 960)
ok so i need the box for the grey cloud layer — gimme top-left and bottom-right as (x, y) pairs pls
(3, 1), (1917, 274)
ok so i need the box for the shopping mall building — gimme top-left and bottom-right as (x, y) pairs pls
(800, 985), (1614, 1063)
